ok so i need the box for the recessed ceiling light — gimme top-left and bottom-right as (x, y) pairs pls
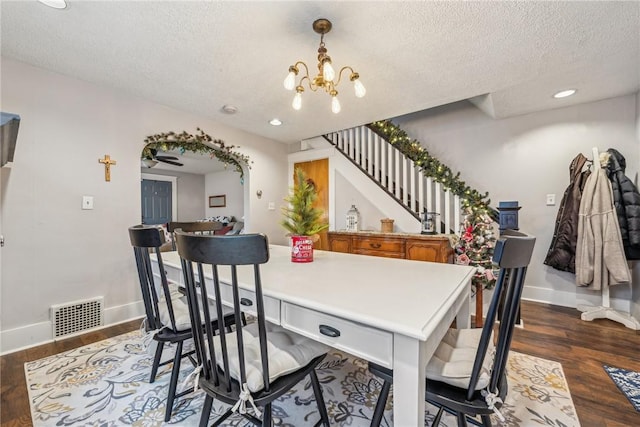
(269, 118), (282, 126)
(553, 89), (577, 99)
(38, 0), (67, 9)
(221, 105), (238, 114)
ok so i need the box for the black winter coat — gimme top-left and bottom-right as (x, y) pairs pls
(605, 148), (640, 260)
(544, 153), (591, 273)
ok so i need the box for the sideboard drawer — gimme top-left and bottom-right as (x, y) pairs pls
(328, 234), (351, 253)
(406, 239), (453, 263)
(352, 237), (404, 254)
(281, 302), (393, 368)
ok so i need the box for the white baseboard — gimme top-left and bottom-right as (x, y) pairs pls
(0, 321), (52, 356)
(521, 286), (577, 308)
(0, 301), (145, 356)
(470, 285), (634, 321)
(103, 300), (145, 325)
(522, 285), (633, 312)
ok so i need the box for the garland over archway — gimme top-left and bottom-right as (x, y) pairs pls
(142, 128), (251, 177)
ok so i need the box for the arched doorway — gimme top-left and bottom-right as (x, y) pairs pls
(139, 146), (249, 227)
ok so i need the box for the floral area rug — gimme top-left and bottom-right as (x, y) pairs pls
(25, 330), (580, 426)
(603, 365), (640, 412)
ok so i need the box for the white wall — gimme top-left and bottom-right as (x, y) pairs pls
(394, 95), (639, 310)
(205, 169), (243, 221)
(0, 58), (288, 353)
(632, 94), (640, 320)
(334, 171), (386, 232)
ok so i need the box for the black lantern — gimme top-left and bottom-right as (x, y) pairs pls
(497, 201), (521, 234)
(421, 210), (440, 234)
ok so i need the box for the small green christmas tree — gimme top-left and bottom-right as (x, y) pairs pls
(281, 168), (329, 237)
(454, 208), (498, 290)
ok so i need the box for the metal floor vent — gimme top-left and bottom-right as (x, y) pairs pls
(51, 297), (104, 338)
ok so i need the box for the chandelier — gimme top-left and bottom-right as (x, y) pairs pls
(283, 18), (366, 114)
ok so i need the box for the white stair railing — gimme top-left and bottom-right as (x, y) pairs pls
(326, 125), (463, 235)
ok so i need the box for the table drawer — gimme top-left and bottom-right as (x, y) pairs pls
(281, 302), (393, 368)
(352, 237), (404, 254)
(152, 263), (183, 286)
(217, 283), (280, 325)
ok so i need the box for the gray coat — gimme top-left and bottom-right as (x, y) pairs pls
(576, 165), (630, 290)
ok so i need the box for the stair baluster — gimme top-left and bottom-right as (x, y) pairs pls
(323, 124), (464, 235)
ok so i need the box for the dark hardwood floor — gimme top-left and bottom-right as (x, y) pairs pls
(1, 302), (639, 426)
(511, 302), (640, 427)
(0, 318), (142, 427)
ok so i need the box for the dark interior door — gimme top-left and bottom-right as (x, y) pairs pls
(141, 179), (172, 224)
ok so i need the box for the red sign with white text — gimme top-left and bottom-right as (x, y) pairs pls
(291, 236), (314, 263)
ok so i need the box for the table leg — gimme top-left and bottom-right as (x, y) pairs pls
(392, 334), (426, 426)
(456, 288), (471, 329)
(474, 284), (483, 328)
(392, 283), (472, 425)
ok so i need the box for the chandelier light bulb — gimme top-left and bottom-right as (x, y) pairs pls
(353, 78), (366, 98)
(292, 92), (303, 110)
(283, 71), (296, 90)
(331, 95), (341, 114)
(323, 61), (335, 82)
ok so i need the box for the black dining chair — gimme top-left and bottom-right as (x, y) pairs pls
(128, 225), (237, 422)
(368, 230), (536, 427)
(175, 231), (331, 427)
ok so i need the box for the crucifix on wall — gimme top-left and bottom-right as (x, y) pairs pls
(98, 154), (117, 182)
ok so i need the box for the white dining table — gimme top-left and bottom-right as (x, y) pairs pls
(153, 244), (475, 426)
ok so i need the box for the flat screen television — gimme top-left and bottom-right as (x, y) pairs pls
(1, 112), (20, 167)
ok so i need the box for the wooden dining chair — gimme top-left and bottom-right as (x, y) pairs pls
(166, 221), (222, 250)
(368, 230), (536, 427)
(175, 232), (331, 427)
(128, 225), (237, 422)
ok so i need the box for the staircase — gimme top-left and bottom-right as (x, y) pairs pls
(323, 124), (463, 235)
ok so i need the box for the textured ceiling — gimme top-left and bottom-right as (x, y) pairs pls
(2, 1), (639, 145)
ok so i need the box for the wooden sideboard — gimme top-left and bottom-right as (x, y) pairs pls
(327, 231), (454, 263)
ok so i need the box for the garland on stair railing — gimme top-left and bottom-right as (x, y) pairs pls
(369, 120), (495, 218)
(143, 128), (251, 178)
(369, 119), (499, 290)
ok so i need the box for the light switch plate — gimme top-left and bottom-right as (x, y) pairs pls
(546, 194), (556, 206)
(82, 195), (94, 210)
(268, 201), (275, 211)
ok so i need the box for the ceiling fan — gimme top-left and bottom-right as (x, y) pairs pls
(142, 149), (184, 168)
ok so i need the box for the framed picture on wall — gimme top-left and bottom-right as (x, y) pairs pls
(209, 195), (226, 208)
